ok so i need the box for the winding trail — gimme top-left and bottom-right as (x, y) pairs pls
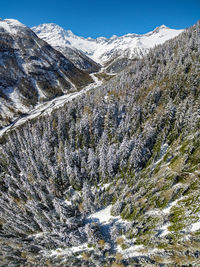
(0, 73), (102, 138)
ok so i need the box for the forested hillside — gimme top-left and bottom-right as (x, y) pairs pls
(0, 22), (199, 266)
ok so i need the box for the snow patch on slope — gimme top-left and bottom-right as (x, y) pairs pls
(0, 19), (27, 34)
(191, 221), (200, 232)
(159, 197), (185, 236)
(87, 205), (115, 224)
(3, 87), (30, 113)
(0, 73), (102, 138)
(49, 243), (93, 257)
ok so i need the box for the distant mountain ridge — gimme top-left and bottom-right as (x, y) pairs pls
(31, 23), (101, 73)
(0, 19), (184, 128)
(32, 23), (183, 71)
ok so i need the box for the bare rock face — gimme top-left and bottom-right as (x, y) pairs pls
(0, 19), (93, 128)
(55, 45), (101, 73)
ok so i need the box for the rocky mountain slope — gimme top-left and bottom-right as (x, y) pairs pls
(32, 23), (183, 73)
(0, 21), (199, 266)
(53, 45), (101, 73)
(0, 19), (93, 128)
(32, 23), (101, 73)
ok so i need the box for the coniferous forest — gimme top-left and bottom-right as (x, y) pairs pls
(0, 22), (200, 266)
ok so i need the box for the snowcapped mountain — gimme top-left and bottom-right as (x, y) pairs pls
(32, 23), (183, 71)
(32, 23), (101, 73)
(0, 19), (93, 128)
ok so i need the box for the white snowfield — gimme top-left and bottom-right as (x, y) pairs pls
(0, 73), (102, 138)
(191, 221), (200, 232)
(32, 24), (183, 65)
(49, 243), (93, 257)
(87, 205), (117, 224)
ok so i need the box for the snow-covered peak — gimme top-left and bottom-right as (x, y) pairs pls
(160, 24), (168, 28)
(32, 23), (71, 46)
(0, 19), (27, 34)
(32, 23), (183, 65)
(156, 24), (169, 30)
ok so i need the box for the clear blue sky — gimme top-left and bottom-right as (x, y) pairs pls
(1, 0), (199, 37)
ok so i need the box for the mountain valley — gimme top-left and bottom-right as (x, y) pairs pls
(0, 19), (94, 128)
(0, 18), (199, 267)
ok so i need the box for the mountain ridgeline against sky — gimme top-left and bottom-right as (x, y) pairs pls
(0, 19), (94, 128)
(0, 20), (199, 266)
(0, 19), (183, 130)
(32, 23), (183, 72)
